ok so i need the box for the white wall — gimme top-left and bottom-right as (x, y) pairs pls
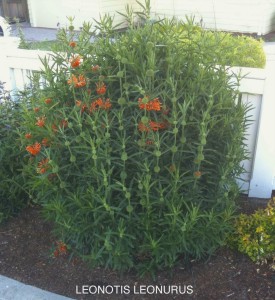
(27, 0), (138, 30)
(150, 0), (275, 34)
(26, 0), (275, 34)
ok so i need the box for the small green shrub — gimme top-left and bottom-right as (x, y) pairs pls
(0, 84), (29, 223)
(165, 20), (266, 68)
(228, 198), (275, 268)
(19, 1), (249, 275)
(199, 32), (266, 68)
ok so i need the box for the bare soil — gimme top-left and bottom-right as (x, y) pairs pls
(0, 196), (275, 300)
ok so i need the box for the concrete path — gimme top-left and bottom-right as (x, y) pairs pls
(10, 22), (58, 41)
(0, 275), (74, 300)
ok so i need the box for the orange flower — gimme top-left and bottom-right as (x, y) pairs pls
(77, 75), (86, 87)
(53, 249), (59, 258)
(138, 120), (168, 132)
(33, 107), (40, 113)
(149, 120), (167, 131)
(68, 74), (86, 88)
(89, 101), (97, 113)
(69, 41), (76, 48)
(53, 241), (68, 257)
(44, 98), (52, 104)
(75, 100), (82, 107)
(194, 171), (202, 178)
(138, 97), (162, 111)
(146, 139), (154, 145)
(70, 55), (82, 68)
(37, 158), (50, 174)
(25, 133), (32, 139)
(52, 124), (58, 132)
(92, 65), (100, 72)
(138, 122), (151, 132)
(96, 82), (107, 95)
(35, 116), (46, 127)
(58, 242), (67, 254)
(89, 98), (111, 113)
(26, 142), (41, 156)
(100, 98), (111, 109)
(42, 138), (50, 147)
(75, 100), (87, 112)
(75, 100), (87, 113)
(60, 119), (68, 128)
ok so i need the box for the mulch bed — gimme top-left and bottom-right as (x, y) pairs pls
(0, 197), (275, 300)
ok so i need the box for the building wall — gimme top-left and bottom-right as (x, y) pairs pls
(27, 0), (137, 29)
(26, 0), (275, 34)
(150, 0), (275, 35)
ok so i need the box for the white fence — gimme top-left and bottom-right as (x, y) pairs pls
(0, 37), (275, 199)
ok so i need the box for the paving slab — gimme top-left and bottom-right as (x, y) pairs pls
(0, 275), (74, 300)
(10, 22), (58, 41)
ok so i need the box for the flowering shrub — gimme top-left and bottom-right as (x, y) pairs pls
(228, 198), (275, 269)
(19, 2), (249, 275)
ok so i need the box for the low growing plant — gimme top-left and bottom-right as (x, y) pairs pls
(19, 1), (250, 275)
(228, 198), (275, 269)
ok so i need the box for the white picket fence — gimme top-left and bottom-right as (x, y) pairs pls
(0, 37), (275, 199)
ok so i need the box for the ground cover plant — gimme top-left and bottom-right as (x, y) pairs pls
(229, 197), (275, 270)
(15, 1), (252, 276)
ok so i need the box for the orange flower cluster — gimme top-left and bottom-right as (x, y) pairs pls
(44, 98), (52, 104)
(76, 98), (111, 113)
(138, 97), (162, 111)
(60, 119), (68, 128)
(68, 74), (86, 88)
(26, 142), (41, 156)
(35, 116), (46, 127)
(33, 107), (40, 113)
(138, 120), (167, 132)
(92, 65), (100, 72)
(69, 41), (77, 48)
(42, 138), (50, 147)
(70, 55), (82, 68)
(194, 171), (202, 178)
(25, 133), (32, 139)
(90, 98), (111, 113)
(52, 124), (58, 132)
(53, 241), (68, 258)
(146, 139), (154, 145)
(37, 158), (50, 174)
(75, 100), (88, 113)
(96, 82), (107, 95)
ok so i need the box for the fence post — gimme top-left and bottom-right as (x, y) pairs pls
(0, 36), (20, 93)
(248, 44), (275, 199)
